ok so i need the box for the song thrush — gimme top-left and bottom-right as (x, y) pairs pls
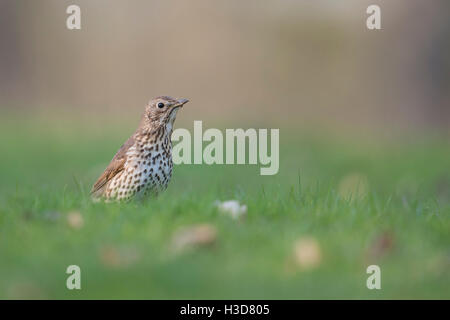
(91, 96), (189, 201)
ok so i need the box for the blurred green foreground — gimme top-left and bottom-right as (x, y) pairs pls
(0, 116), (449, 299)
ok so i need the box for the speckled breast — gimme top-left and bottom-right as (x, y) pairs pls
(105, 134), (173, 200)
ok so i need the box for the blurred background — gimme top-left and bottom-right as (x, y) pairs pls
(1, 0), (449, 132)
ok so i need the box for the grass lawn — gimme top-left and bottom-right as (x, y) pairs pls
(0, 117), (449, 299)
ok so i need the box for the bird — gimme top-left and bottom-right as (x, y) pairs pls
(91, 96), (189, 201)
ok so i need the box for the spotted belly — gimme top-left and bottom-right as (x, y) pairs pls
(105, 148), (173, 200)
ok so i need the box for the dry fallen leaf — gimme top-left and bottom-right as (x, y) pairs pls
(99, 245), (140, 269)
(67, 211), (84, 229)
(293, 237), (322, 270)
(171, 224), (217, 252)
(366, 231), (395, 260)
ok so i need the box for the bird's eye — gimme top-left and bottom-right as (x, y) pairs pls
(157, 102), (165, 108)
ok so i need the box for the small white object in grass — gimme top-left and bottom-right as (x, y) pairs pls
(215, 200), (247, 220)
(66, 211), (84, 229)
(293, 237), (322, 270)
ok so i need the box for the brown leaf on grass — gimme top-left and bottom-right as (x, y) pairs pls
(366, 231), (395, 260)
(67, 211), (84, 229)
(99, 245), (140, 269)
(293, 237), (322, 270)
(171, 224), (217, 252)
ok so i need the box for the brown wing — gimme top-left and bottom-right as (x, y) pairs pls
(91, 135), (135, 197)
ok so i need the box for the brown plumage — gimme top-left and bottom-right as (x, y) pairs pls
(91, 96), (189, 201)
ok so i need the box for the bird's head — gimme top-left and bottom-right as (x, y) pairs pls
(141, 96), (189, 134)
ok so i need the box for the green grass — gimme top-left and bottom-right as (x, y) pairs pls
(0, 117), (449, 299)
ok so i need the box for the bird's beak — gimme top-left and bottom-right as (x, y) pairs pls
(174, 98), (189, 107)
